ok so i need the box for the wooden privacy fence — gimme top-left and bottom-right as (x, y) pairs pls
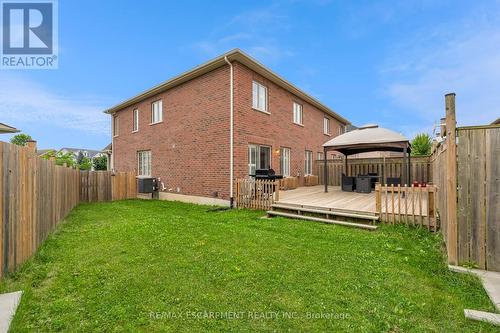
(235, 178), (280, 210)
(316, 156), (431, 186)
(375, 184), (438, 230)
(455, 126), (500, 270)
(0, 140), (137, 278)
(80, 171), (137, 202)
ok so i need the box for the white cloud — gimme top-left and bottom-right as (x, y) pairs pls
(191, 6), (294, 63)
(382, 12), (500, 127)
(0, 74), (109, 134)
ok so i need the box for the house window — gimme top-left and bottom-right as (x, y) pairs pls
(317, 152), (323, 161)
(305, 150), (313, 176)
(280, 147), (291, 177)
(151, 100), (163, 124)
(137, 150), (151, 176)
(252, 81), (268, 112)
(133, 109), (139, 132)
(248, 144), (271, 175)
(324, 117), (330, 135)
(113, 115), (119, 137)
(293, 102), (303, 125)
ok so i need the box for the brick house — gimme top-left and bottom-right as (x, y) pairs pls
(105, 49), (350, 206)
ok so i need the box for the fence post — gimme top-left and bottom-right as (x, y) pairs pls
(375, 183), (381, 216)
(26, 140), (37, 153)
(274, 180), (280, 202)
(445, 93), (458, 265)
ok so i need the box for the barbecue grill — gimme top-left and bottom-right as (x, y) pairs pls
(254, 169), (284, 181)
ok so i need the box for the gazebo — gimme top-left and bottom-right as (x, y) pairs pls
(322, 124), (411, 193)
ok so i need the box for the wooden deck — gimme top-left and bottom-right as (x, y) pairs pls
(277, 185), (429, 217)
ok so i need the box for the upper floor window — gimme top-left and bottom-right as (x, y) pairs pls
(133, 109), (139, 132)
(113, 115), (119, 137)
(252, 81), (268, 112)
(151, 100), (163, 124)
(293, 102), (303, 125)
(323, 117), (330, 135)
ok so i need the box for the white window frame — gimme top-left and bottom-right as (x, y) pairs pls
(293, 102), (303, 125)
(323, 117), (330, 135)
(248, 144), (272, 175)
(280, 147), (291, 177)
(113, 115), (119, 137)
(305, 150), (313, 176)
(133, 109), (139, 132)
(151, 100), (163, 124)
(252, 81), (268, 113)
(137, 150), (151, 176)
(317, 152), (323, 161)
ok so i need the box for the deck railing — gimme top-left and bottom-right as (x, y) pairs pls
(375, 184), (438, 230)
(235, 178), (280, 210)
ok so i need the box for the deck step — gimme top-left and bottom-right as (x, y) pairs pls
(271, 204), (379, 221)
(266, 211), (378, 230)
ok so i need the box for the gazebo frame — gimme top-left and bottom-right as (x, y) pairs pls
(323, 137), (411, 193)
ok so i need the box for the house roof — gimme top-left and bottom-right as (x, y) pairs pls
(59, 148), (102, 158)
(104, 49), (350, 125)
(102, 143), (112, 152)
(492, 117), (500, 125)
(37, 149), (55, 156)
(323, 124), (410, 155)
(0, 122), (20, 134)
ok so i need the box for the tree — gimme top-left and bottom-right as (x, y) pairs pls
(78, 157), (92, 170)
(76, 151), (85, 165)
(93, 155), (107, 171)
(10, 133), (32, 146)
(55, 151), (76, 167)
(411, 133), (432, 156)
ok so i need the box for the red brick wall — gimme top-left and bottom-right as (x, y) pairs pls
(112, 65), (230, 199)
(112, 61), (346, 200)
(233, 62), (345, 185)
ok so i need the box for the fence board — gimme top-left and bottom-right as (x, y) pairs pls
(315, 156), (432, 186)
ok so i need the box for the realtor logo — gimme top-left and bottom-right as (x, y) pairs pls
(1, 0), (58, 69)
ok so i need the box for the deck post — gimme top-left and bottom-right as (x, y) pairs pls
(445, 93), (458, 265)
(324, 147), (328, 192)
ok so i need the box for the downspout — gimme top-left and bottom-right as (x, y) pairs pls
(224, 56), (234, 208)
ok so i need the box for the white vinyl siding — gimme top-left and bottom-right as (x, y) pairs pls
(293, 102), (303, 125)
(113, 115), (119, 137)
(248, 144), (271, 175)
(305, 150), (313, 176)
(133, 109), (139, 132)
(137, 150), (151, 176)
(151, 100), (163, 124)
(323, 117), (330, 135)
(252, 81), (268, 112)
(280, 147), (291, 177)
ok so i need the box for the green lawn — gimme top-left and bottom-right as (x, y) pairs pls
(0, 200), (497, 332)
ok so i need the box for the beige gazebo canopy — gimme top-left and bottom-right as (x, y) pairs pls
(0, 122), (20, 134)
(322, 124), (411, 192)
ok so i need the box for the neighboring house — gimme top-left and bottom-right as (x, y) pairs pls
(0, 122), (20, 134)
(105, 49), (351, 205)
(58, 148), (105, 170)
(492, 118), (500, 125)
(37, 149), (55, 157)
(102, 143), (113, 170)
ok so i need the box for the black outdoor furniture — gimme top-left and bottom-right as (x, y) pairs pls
(367, 172), (380, 189)
(386, 177), (401, 186)
(341, 173), (356, 192)
(355, 176), (372, 193)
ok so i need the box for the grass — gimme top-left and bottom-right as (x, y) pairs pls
(0, 199), (497, 332)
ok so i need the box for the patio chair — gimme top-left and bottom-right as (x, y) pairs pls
(386, 177), (401, 186)
(341, 173), (356, 192)
(355, 176), (371, 193)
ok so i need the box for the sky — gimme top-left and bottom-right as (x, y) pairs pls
(1, 0), (500, 150)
